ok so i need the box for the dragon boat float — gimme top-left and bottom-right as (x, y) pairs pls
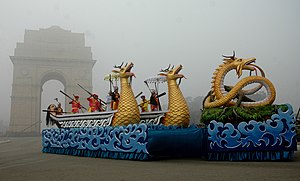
(42, 53), (297, 161)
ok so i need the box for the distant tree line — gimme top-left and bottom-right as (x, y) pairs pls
(185, 96), (204, 125)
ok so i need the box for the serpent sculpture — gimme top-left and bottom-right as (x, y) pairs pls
(111, 62), (140, 126)
(203, 52), (276, 108)
(159, 65), (190, 127)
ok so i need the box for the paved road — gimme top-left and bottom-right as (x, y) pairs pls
(0, 137), (299, 181)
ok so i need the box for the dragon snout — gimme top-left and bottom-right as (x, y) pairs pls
(174, 65), (183, 74)
(245, 58), (256, 71)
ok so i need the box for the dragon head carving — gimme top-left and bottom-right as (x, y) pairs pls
(158, 64), (186, 80)
(223, 51), (256, 78)
(112, 62), (135, 78)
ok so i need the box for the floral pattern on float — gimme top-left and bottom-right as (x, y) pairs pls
(42, 123), (148, 154)
(208, 104), (297, 151)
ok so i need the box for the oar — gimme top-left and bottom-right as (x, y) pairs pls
(135, 92), (143, 99)
(42, 110), (72, 114)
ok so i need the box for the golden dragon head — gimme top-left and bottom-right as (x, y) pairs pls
(223, 51), (256, 78)
(158, 64), (186, 80)
(112, 62), (135, 78)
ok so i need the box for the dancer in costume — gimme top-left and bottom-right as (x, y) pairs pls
(150, 90), (159, 111)
(139, 95), (150, 112)
(56, 102), (64, 115)
(111, 86), (120, 110)
(54, 98), (63, 115)
(87, 93), (103, 112)
(69, 95), (82, 113)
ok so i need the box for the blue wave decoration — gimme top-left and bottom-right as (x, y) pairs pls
(207, 150), (295, 161)
(208, 104), (297, 152)
(148, 124), (185, 130)
(42, 124), (149, 160)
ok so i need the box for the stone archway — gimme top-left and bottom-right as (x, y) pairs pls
(9, 26), (96, 135)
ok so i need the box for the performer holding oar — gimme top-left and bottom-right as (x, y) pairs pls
(59, 90), (87, 113)
(69, 95), (84, 113)
(77, 84), (106, 112)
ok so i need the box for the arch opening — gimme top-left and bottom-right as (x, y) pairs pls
(40, 72), (66, 131)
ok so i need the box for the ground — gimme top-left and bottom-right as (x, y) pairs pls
(0, 137), (299, 181)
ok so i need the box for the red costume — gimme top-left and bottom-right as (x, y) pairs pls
(69, 95), (81, 113)
(87, 94), (102, 112)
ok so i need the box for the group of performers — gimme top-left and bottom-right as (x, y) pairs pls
(53, 86), (120, 114)
(70, 90), (119, 114)
(139, 89), (160, 112)
(52, 86), (163, 114)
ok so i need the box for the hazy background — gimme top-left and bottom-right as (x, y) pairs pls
(1, 0), (300, 128)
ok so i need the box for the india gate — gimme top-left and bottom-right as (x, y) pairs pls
(9, 26), (96, 135)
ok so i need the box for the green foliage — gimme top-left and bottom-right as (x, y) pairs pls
(200, 104), (288, 125)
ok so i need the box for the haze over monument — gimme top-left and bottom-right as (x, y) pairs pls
(9, 26), (95, 134)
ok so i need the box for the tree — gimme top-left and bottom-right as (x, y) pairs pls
(185, 96), (204, 125)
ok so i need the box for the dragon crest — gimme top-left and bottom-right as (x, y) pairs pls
(112, 62), (135, 78)
(204, 52), (276, 108)
(222, 51), (256, 78)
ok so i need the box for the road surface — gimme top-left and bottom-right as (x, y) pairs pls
(0, 137), (299, 181)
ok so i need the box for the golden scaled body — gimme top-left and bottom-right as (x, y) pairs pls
(159, 65), (190, 127)
(111, 62), (140, 126)
(204, 53), (276, 108)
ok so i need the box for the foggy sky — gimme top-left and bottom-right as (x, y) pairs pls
(1, 0), (300, 124)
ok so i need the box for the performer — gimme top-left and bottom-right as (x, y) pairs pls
(150, 90), (159, 111)
(106, 91), (112, 111)
(69, 95), (82, 113)
(111, 86), (120, 110)
(87, 93), (103, 112)
(139, 95), (150, 112)
(56, 102), (64, 115)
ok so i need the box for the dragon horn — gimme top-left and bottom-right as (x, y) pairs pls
(222, 51), (236, 59)
(167, 64), (171, 70)
(114, 62), (124, 68)
(160, 64), (171, 72)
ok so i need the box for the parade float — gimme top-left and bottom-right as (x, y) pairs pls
(42, 62), (207, 160)
(42, 53), (297, 161)
(202, 51), (297, 161)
